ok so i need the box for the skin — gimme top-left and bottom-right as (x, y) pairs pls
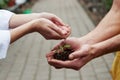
(9, 12), (71, 43)
(46, 0), (120, 70)
(47, 34), (120, 70)
(9, 12), (66, 28)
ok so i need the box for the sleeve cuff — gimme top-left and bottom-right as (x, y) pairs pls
(0, 30), (10, 59)
(0, 10), (15, 30)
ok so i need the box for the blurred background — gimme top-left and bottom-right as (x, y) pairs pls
(0, 0), (114, 80)
(0, 0), (38, 13)
(0, 0), (112, 24)
(78, 0), (112, 25)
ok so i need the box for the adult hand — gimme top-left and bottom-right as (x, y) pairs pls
(46, 37), (95, 70)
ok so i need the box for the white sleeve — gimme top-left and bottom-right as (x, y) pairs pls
(0, 30), (10, 59)
(0, 10), (14, 30)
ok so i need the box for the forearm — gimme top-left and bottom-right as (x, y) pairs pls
(10, 21), (34, 43)
(82, 0), (120, 57)
(112, 0), (120, 12)
(92, 34), (120, 58)
(9, 13), (40, 28)
(81, 6), (120, 44)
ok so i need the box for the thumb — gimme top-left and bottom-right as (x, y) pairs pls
(69, 50), (87, 60)
(69, 45), (91, 59)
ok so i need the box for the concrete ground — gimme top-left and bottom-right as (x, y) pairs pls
(0, 0), (114, 80)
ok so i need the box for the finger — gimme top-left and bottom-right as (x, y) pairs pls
(51, 16), (65, 26)
(51, 34), (66, 40)
(48, 59), (64, 67)
(50, 23), (68, 36)
(42, 23), (66, 39)
(48, 59), (74, 68)
(61, 26), (71, 38)
(61, 25), (70, 31)
(49, 58), (83, 70)
(65, 25), (71, 34)
(46, 51), (55, 60)
(58, 25), (71, 35)
(48, 59), (75, 68)
(41, 19), (67, 36)
(39, 27), (62, 40)
(63, 59), (84, 70)
(48, 20), (71, 39)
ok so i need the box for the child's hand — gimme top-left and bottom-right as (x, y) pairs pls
(31, 18), (71, 40)
(39, 12), (65, 26)
(10, 12), (67, 29)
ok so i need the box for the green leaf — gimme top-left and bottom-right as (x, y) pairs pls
(63, 44), (71, 48)
(60, 46), (64, 52)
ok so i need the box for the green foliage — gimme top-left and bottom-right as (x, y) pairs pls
(4, 0), (9, 3)
(63, 44), (71, 49)
(102, 0), (113, 11)
(0, 0), (8, 9)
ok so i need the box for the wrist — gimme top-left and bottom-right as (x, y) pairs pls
(86, 44), (100, 59)
(28, 19), (42, 33)
(89, 45), (98, 58)
(78, 36), (97, 45)
(10, 21), (36, 43)
(90, 43), (106, 58)
(112, 0), (120, 12)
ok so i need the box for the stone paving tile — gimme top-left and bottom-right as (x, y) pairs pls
(0, 0), (114, 80)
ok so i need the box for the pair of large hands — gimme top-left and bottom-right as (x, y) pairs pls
(46, 37), (95, 70)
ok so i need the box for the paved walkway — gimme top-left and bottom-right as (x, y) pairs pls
(0, 0), (114, 80)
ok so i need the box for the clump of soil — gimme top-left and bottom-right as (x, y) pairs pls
(53, 44), (74, 61)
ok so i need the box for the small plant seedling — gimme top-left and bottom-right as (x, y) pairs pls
(53, 44), (74, 61)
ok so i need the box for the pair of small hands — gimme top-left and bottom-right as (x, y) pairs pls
(10, 12), (71, 43)
(46, 37), (95, 70)
(34, 12), (71, 40)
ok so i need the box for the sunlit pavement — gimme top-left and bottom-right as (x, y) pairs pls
(0, 0), (114, 80)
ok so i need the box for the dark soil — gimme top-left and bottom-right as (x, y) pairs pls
(53, 44), (74, 61)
